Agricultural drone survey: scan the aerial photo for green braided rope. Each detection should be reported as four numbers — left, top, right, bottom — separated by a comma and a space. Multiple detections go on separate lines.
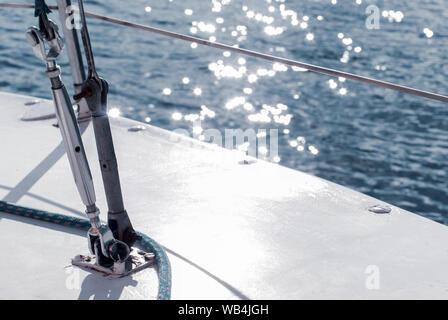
0, 200, 171, 300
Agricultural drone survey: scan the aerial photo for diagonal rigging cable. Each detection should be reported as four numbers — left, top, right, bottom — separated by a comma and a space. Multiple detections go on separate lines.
0, 2, 447, 103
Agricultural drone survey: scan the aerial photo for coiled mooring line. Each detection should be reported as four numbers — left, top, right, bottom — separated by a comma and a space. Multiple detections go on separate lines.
0, 200, 172, 300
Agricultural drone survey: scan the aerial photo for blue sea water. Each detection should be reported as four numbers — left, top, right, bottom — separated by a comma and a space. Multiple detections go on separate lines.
0, 0, 447, 224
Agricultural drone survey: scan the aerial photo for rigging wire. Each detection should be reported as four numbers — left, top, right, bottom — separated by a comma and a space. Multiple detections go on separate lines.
0, 2, 447, 103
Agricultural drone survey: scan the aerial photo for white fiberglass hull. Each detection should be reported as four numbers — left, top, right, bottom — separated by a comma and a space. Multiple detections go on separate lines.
1, 91, 447, 299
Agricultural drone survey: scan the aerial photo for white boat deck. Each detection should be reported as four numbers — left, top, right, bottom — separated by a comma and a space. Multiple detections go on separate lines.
1, 91, 448, 299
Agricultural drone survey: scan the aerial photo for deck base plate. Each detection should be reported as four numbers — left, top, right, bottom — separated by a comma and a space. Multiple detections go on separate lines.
72, 248, 155, 278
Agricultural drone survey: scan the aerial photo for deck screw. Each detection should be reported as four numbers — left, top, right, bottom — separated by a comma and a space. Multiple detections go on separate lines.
128, 125, 146, 132
24, 99, 41, 106
368, 205, 391, 214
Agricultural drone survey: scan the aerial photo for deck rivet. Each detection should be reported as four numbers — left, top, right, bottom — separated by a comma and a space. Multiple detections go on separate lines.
128, 125, 146, 132
238, 158, 257, 165
368, 205, 391, 214
24, 99, 41, 106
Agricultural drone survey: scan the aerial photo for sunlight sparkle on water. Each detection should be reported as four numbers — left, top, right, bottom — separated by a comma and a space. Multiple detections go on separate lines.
152, 0, 405, 169
248, 74, 258, 83
197, 22, 216, 33
257, 68, 269, 76
193, 125, 203, 135
297, 136, 306, 144
243, 103, 254, 111
273, 63, 288, 72
423, 28, 434, 38
342, 38, 353, 45
258, 146, 268, 156
292, 66, 308, 72
185, 114, 199, 122
248, 112, 271, 123
108, 107, 120, 117
328, 79, 338, 89
200, 105, 216, 118
339, 88, 347, 95
225, 96, 246, 110
383, 10, 404, 23
309, 145, 319, 155
264, 26, 284, 36
340, 51, 350, 63
172, 112, 182, 121
209, 62, 246, 79
238, 58, 246, 65
193, 88, 202, 96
